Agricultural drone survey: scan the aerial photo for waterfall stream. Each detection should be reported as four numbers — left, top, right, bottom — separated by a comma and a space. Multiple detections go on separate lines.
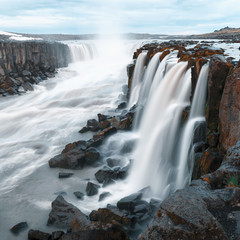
0, 39, 211, 240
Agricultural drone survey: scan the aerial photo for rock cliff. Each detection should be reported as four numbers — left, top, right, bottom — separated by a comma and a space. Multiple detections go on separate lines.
0, 40, 71, 96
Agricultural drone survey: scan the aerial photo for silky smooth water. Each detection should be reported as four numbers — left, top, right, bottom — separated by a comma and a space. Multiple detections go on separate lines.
0, 39, 135, 240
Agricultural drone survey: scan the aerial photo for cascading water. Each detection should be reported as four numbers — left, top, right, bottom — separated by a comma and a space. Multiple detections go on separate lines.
128, 60, 191, 199
128, 52, 147, 107
137, 52, 161, 106
68, 43, 96, 62
176, 64, 209, 189
0, 39, 135, 240
126, 51, 209, 200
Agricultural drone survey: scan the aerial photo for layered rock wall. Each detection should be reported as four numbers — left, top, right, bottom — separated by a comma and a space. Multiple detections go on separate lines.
0, 40, 71, 96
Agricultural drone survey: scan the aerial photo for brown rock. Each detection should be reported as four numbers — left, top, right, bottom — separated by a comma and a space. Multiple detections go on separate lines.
219, 66, 240, 151
28, 229, 51, 240
206, 55, 233, 132
138, 189, 228, 240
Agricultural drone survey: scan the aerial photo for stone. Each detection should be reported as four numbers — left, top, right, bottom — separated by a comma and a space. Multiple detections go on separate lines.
85, 147, 100, 165
86, 182, 100, 196
219, 65, 240, 151
106, 158, 122, 168
206, 55, 233, 132
52, 231, 64, 240
79, 126, 89, 133
99, 192, 112, 202
28, 229, 51, 240
138, 189, 228, 240
95, 166, 118, 183
89, 208, 133, 226
47, 195, 89, 228
49, 149, 85, 169
10, 222, 28, 235
117, 192, 143, 212
59, 172, 74, 178
73, 191, 84, 200
59, 225, 129, 240
87, 119, 99, 132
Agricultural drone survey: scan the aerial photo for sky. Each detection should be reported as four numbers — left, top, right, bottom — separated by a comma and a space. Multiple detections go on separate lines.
0, 0, 239, 35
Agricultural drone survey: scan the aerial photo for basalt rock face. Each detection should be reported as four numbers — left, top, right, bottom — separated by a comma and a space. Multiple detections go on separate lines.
206, 55, 233, 135
0, 40, 71, 96
139, 142, 240, 240
219, 65, 240, 152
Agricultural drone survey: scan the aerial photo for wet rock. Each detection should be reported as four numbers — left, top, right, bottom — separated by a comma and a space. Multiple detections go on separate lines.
193, 149, 223, 180
95, 166, 119, 183
47, 195, 89, 229
52, 231, 64, 240
93, 126, 117, 142
85, 147, 100, 165
28, 229, 51, 240
59, 172, 74, 178
206, 55, 233, 132
219, 65, 240, 151
79, 126, 89, 133
102, 178, 115, 187
99, 192, 112, 202
97, 113, 108, 122
59, 225, 129, 240
192, 120, 206, 144
10, 222, 28, 235
86, 182, 100, 196
139, 189, 228, 240
87, 119, 100, 132
106, 158, 122, 168
95, 164, 129, 184
117, 192, 143, 212
117, 102, 127, 110
73, 191, 84, 200
89, 208, 133, 226
49, 151, 85, 169
181, 106, 190, 123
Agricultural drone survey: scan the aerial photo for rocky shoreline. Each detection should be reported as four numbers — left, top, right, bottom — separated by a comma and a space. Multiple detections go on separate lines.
0, 40, 71, 96
8, 40, 240, 239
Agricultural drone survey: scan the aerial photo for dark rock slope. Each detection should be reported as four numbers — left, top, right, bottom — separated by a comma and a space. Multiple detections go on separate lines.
0, 40, 71, 96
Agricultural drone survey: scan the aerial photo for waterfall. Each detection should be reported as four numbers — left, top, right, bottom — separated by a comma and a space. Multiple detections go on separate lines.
68, 43, 96, 62
137, 52, 161, 106
128, 52, 147, 107
128, 60, 192, 199
176, 64, 209, 189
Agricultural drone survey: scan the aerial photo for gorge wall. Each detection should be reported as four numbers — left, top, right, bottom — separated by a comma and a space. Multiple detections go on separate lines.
0, 40, 71, 96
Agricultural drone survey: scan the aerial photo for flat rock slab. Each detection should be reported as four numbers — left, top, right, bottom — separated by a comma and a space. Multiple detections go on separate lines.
59, 172, 74, 178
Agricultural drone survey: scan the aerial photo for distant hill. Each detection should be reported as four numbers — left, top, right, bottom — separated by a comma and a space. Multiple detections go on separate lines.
1, 27, 240, 41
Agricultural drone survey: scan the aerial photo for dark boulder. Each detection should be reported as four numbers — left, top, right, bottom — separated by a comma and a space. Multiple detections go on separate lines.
206, 55, 233, 132
28, 229, 51, 240
47, 195, 89, 229
59, 225, 129, 240
73, 191, 84, 200
99, 192, 112, 202
219, 65, 240, 151
85, 147, 100, 165
10, 222, 28, 235
117, 192, 143, 212
138, 189, 228, 240
87, 119, 100, 132
86, 182, 100, 196
59, 172, 74, 178
52, 231, 65, 240
89, 207, 133, 226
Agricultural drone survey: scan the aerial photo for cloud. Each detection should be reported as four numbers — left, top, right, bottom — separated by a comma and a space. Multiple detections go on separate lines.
0, 0, 239, 34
